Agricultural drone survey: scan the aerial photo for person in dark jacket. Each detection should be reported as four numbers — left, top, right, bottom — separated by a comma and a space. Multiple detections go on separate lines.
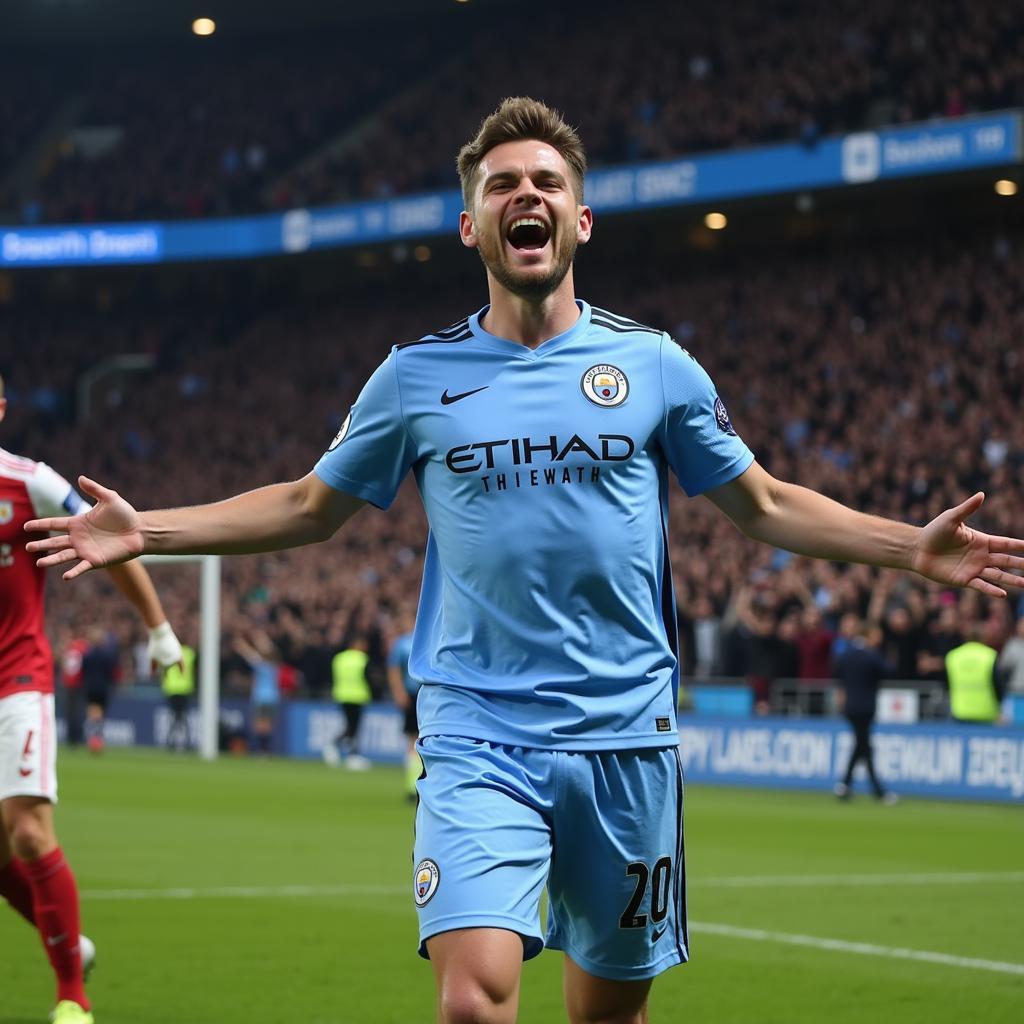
81, 627, 119, 754
833, 620, 898, 803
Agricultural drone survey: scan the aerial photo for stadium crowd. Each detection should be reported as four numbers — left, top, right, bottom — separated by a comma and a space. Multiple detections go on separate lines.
288, 0, 1024, 209
4, 227, 1023, 708
5, 0, 1023, 223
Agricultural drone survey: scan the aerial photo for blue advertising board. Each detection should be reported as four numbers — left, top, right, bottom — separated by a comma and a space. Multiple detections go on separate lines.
57, 693, 251, 750
678, 716, 1024, 803
2, 111, 1018, 268
281, 700, 406, 764
59, 695, 1024, 802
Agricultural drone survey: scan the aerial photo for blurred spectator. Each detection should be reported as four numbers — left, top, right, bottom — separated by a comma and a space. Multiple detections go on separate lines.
796, 607, 836, 681
59, 631, 89, 746
944, 624, 1002, 724
833, 621, 897, 802
325, 636, 373, 771
688, 596, 723, 679
996, 619, 1024, 696
234, 630, 281, 755
81, 626, 118, 754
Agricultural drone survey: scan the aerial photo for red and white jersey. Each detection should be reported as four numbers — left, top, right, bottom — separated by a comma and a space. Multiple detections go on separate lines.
0, 447, 88, 699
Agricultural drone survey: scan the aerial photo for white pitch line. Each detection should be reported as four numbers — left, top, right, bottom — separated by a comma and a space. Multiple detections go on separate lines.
80, 870, 1024, 903
698, 870, 1024, 888
77, 882, 1024, 976
691, 921, 1024, 976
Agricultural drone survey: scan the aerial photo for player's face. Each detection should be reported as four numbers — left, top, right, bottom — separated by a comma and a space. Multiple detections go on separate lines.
460, 140, 592, 300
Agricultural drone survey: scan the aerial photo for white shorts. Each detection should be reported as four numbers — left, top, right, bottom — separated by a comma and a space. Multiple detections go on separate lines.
0, 691, 58, 803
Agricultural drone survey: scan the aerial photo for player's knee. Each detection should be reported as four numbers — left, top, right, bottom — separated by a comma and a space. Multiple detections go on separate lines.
6, 805, 57, 861
438, 978, 515, 1024
9, 816, 55, 861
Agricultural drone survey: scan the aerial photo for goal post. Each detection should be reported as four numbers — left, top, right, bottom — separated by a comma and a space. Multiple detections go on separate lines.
140, 553, 222, 761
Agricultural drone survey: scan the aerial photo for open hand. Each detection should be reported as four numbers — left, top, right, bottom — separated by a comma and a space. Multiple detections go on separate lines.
911, 493, 1024, 597
25, 476, 144, 580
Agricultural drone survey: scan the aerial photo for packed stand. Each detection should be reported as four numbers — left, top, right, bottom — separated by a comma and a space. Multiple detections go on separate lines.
14, 30, 451, 225
4, 231, 1023, 708
0, 58, 66, 215
291, 0, 1024, 207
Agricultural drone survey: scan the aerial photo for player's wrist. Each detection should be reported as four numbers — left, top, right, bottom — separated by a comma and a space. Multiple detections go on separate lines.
148, 621, 184, 668
137, 511, 157, 555
148, 621, 175, 642
902, 525, 926, 575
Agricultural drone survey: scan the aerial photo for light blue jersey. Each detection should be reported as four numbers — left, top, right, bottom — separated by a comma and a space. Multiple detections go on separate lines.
314, 301, 752, 750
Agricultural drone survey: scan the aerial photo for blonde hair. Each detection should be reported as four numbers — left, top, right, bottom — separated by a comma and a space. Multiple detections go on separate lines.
457, 96, 586, 210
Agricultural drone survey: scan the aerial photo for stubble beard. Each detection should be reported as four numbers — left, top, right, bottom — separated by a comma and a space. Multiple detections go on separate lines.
477, 226, 578, 301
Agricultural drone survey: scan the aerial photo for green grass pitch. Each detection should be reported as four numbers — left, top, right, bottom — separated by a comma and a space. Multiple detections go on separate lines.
3, 748, 1022, 1023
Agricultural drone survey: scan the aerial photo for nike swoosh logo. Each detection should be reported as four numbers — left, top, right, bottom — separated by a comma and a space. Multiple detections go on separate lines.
441, 386, 489, 405
46, 933, 68, 947
651, 926, 667, 943
18, 768, 32, 777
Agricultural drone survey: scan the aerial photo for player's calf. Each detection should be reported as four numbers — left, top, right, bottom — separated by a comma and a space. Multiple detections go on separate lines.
563, 959, 652, 1024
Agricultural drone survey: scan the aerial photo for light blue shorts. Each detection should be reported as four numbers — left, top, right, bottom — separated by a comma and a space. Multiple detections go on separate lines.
412, 735, 689, 981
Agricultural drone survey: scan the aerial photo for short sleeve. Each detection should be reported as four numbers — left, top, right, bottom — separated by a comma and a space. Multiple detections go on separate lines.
658, 336, 754, 497
313, 350, 416, 509
25, 463, 89, 518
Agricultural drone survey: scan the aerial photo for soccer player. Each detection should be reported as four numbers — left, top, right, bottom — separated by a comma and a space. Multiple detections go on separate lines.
26, 98, 1024, 1024
385, 620, 419, 800
0, 375, 184, 1024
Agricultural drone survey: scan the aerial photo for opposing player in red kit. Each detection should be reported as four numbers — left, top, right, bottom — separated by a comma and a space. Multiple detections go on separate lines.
0, 376, 183, 1024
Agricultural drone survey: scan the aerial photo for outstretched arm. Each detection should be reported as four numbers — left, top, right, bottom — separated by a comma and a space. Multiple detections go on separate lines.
708, 462, 1024, 598
25, 471, 364, 579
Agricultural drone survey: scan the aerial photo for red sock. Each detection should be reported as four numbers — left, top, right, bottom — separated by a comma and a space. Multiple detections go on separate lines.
23, 848, 89, 1011
0, 856, 36, 925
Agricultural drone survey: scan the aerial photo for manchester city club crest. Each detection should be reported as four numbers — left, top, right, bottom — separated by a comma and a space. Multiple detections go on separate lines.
413, 858, 440, 907
327, 411, 352, 451
714, 396, 737, 435
0, 501, 12, 525
581, 364, 629, 407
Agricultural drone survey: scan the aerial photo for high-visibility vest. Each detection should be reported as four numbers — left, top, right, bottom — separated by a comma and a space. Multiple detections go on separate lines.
162, 645, 196, 697
945, 641, 999, 722
332, 649, 371, 705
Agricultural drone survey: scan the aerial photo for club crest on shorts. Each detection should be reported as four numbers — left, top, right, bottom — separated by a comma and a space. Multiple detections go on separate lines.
414, 858, 440, 907
327, 412, 352, 451
581, 364, 628, 407
0, 501, 12, 525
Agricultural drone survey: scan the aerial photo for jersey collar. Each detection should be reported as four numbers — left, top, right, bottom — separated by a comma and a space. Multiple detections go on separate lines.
468, 300, 592, 359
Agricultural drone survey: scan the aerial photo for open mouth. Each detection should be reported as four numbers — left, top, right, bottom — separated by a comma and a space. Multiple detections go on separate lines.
506, 216, 551, 252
